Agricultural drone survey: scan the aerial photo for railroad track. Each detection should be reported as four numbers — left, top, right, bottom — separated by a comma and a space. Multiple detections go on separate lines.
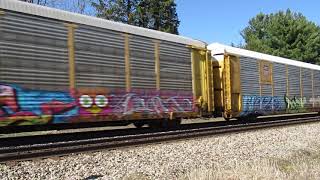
0, 115, 320, 163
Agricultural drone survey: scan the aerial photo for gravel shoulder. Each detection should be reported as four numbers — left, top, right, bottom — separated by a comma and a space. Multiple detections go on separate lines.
1, 121, 320, 180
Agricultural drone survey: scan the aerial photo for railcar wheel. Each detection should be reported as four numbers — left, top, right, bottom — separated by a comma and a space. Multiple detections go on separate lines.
133, 121, 145, 128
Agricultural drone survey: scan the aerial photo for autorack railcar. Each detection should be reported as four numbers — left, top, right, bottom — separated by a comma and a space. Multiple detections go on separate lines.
0, 0, 216, 127
208, 43, 320, 120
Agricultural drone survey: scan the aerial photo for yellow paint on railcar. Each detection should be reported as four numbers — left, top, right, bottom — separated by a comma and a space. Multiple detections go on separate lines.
200, 50, 207, 110
231, 56, 242, 114
271, 63, 275, 110
259, 60, 273, 84
223, 55, 232, 118
154, 40, 160, 91
223, 55, 242, 118
206, 50, 214, 112
124, 33, 131, 92
212, 60, 224, 115
65, 23, 78, 89
190, 46, 214, 115
118, 33, 134, 92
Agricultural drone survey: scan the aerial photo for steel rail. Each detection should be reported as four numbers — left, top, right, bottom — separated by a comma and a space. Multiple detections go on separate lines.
0, 116, 319, 163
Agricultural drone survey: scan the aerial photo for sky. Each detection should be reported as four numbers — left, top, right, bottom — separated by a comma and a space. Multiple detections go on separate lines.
175, 0, 320, 45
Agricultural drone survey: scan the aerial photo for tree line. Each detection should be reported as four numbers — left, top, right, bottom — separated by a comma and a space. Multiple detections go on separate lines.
241, 9, 320, 64
20, 0, 180, 34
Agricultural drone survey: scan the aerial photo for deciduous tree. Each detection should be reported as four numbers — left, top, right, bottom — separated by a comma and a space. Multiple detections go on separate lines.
20, 0, 94, 15
93, 0, 180, 34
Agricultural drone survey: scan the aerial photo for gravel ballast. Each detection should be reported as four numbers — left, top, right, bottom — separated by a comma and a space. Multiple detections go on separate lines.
1, 121, 320, 179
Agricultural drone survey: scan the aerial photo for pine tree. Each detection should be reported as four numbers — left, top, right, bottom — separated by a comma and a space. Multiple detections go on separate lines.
241, 9, 320, 64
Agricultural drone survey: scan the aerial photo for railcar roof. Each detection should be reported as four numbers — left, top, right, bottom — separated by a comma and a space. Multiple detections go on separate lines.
0, 0, 206, 48
208, 43, 320, 71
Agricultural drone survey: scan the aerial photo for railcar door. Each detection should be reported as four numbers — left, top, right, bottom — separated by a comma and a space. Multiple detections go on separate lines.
223, 55, 241, 119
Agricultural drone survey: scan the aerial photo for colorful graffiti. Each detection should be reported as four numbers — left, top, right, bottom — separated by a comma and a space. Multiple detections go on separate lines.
75, 88, 194, 121
241, 95, 286, 116
241, 94, 317, 116
285, 96, 307, 112
0, 84, 77, 126
0, 84, 195, 126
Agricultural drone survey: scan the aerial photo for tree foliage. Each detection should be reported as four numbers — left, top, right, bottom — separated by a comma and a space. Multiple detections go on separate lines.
241, 9, 320, 64
92, 0, 138, 24
20, 0, 93, 15
93, 0, 180, 34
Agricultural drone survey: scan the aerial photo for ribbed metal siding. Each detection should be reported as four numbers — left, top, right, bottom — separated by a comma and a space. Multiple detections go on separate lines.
261, 84, 272, 96
74, 25, 125, 88
288, 65, 301, 97
302, 69, 312, 97
130, 35, 155, 89
159, 41, 192, 90
273, 63, 286, 96
314, 71, 320, 97
0, 11, 69, 90
240, 57, 260, 95
302, 68, 313, 108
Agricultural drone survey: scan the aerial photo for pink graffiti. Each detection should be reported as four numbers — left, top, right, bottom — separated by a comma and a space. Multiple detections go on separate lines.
0, 85, 19, 113
108, 91, 194, 115
75, 88, 195, 118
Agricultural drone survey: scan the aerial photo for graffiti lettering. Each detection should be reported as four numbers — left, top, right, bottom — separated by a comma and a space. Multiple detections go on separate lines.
0, 84, 77, 126
110, 93, 193, 115
285, 96, 306, 112
0, 84, 195, 126
241, 95, 286, 116
309, 97, 320, 106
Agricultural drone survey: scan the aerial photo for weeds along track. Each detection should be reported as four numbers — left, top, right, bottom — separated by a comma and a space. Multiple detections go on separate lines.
0, 115, 320, 163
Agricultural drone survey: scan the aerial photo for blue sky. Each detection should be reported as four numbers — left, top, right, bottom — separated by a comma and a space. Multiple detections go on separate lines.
175, 0, 320, 45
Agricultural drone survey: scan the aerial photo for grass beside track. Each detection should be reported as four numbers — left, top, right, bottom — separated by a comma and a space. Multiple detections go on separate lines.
183, 145, 320, 180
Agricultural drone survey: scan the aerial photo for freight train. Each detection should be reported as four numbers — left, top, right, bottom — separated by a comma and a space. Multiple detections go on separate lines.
0, 0, 319, 128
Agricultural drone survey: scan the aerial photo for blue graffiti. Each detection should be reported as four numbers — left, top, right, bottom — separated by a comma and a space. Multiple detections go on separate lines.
241, 95, 286, 116
0, 84, 78, 124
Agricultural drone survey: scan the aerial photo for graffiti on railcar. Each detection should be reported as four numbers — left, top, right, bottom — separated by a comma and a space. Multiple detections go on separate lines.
0, 84, 78, 126
285, 96, 307, 112
309, 97, 320, 107
241, 95, 286, 115
75, 88, 194, 121
75, 88, 112, 119
0, 84, 195, 126
241, 94, 316, 116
